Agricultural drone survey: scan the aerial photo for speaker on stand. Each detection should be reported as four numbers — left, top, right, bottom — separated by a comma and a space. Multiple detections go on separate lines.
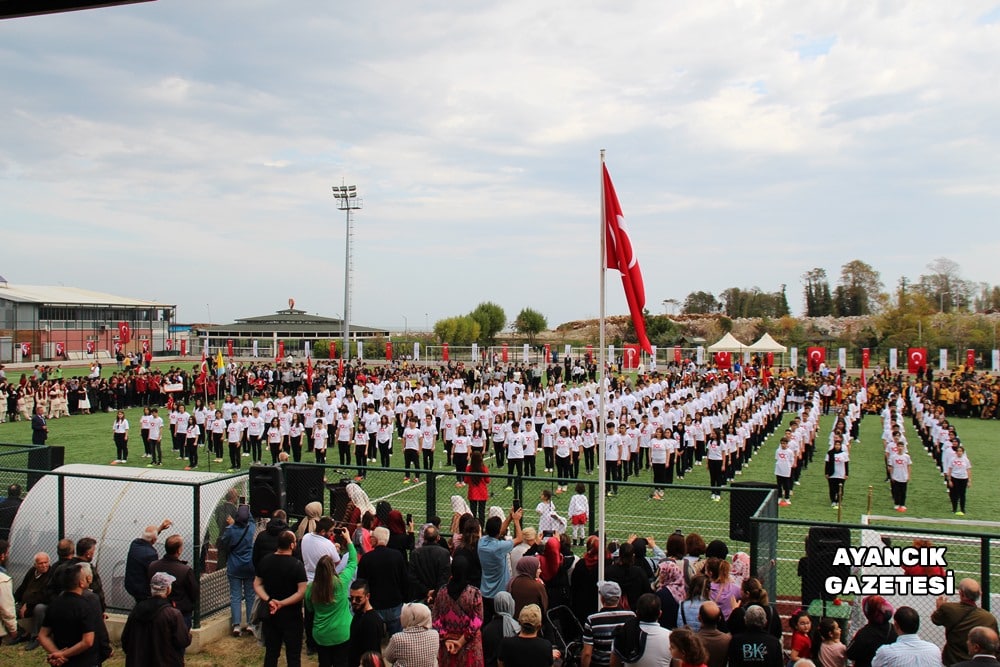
249, 465, 285, 519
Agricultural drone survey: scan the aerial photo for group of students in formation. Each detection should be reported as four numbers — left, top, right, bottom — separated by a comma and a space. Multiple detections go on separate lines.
909, 386, 974, 515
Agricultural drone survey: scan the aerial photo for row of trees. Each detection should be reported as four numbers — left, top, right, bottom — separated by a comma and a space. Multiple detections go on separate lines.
682, 258, 1000, 320
432, 302, 550, 345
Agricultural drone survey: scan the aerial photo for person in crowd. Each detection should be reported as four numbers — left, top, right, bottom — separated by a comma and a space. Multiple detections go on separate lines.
611, 593, 671, 667
677, 575, 710, 631
932, 578, 999, 666
606, 542, 648, 612
582, 581, 635, 667
121, 571, 191, 667
479, 508, 524, 623
433, 556, 485, 667
386, 510, 415, 563
220, 502, 256, 637
509, 554, 547, 620
789, 609, 814, 664
0, 483, 23, 540
953, 627, 1000, 667
0, 539, 16, 642
817, 617, 847, 667
498, 603, 559, 667
945, 445, 972, 515
846, 595, 898, 667
147, 534, 199, 629
356, 525, 407, 636
572, 535, 603, 625
123, 518, 172, 603
38, 563, 102, 667
409, 524, 451, 604
386, 602, 440, 667
668, 627, 709, 667
304, 539, 357, 667
705, 557, 740, 621
12, 551, 50, 648
871, 606, 943, 667
253, 509, 290, 569
696, 601, 731, 667
726, 577, 781, 638
348, 579, 386, 667
483, 591, 521, 667
727, 605, 783, 667
254, 530, 308, 667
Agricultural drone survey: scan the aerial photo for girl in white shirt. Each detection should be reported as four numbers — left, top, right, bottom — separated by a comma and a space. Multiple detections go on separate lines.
112, 410, 129, 464
376, 415, 394, 468
554, 425, 572, 493
312, 411, 328, 464
139, 407, 153, 460
353, 419, 369, 480
946, 445, 971, 515
649, 427, 669, 500
266, 416, 283, 464
402, 417, 422, 482
289, 413, 305, 463
452, 424, 471, 486
210, 409, 226, 464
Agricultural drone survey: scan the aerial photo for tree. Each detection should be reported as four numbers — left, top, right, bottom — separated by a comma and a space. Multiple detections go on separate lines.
433, 316, 481, 345
917, 257, 973, 313
683, 291, 721, 314
469, 301, 506, 344
514, 308, 547, 343
802, 268, 833, 316
834, 259, 884, 316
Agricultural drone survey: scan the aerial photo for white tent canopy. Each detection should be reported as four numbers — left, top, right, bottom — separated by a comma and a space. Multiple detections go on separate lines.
748, 332, 788, 353
706, 332, 748, 352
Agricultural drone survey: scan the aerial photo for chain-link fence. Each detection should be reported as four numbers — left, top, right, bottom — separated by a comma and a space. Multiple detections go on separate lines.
2, 463, 248, 628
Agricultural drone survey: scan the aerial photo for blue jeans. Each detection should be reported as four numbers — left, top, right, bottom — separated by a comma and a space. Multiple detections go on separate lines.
229, 576, 255, 627
376, 604, 403, 635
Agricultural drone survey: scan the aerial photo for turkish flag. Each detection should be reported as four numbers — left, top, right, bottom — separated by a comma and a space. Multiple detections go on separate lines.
586, 345, 593, 363
20, 342, 31, 357
807, 347, 826, 372
55, 342, 65, 356
198, 352, 208, 384
714, 351, 731, 370
276, 341, 285, 362
180, 340, 187, 356
329, 341, 336, 359
674, 346, 682, 364
338, 358, 344, 377
862, 348, 870, 369
502, 343, 508, 362
623, 344, 641, 369
118, 321, 131, 344
165, 339, 173, 351
604, 164, 652, 355
442, 343, 449, 362
227, 339, 234, 357
860, 366, 867, 388
113, 341, 122, 353
386, 341, 393, 361
907, 347, 928, 374
141, 340, 149, 353
765, 352, 774, 367
306, 356, 314, 389
86, 340, 96, 354
544, 344, 551, 364
966, 349, 976, 369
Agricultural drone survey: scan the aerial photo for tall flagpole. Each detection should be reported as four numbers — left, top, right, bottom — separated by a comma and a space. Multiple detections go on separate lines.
597, 149, 608, 588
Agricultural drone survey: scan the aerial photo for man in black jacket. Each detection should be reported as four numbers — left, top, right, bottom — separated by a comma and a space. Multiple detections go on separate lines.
148, 535, 199, 629
408, 525, 450, 603
727, 605, 783, 667
252, 510, 289, 570
121, 572, 191, 667
357, 526, 407, 635
123, 519, 172, 603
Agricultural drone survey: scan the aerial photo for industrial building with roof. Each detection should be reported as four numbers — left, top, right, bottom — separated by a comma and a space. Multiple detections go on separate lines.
0, 278, 175, 362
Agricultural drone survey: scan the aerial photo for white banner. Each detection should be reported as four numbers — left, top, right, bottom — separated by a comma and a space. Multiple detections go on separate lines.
523, 344, 529, 363
940, 348, 947, 372
889, 348, 897, 371
414, 342, 420, 361
993, 350, 999, 372
743, 350, 751, 365
564, 344, 571, 358
472, 343, 478, 361
203, 338, 209, 356
608, 345, 615, 361
252, 340, 258, 358
304, 341, 311, 359
696, 346, 705, 365
838, 348, 847, 369
357, 341, 364, 361
790, 347, 797, 370
650, 345, 657, 371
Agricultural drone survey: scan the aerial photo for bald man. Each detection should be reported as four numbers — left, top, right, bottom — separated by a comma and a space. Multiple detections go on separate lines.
124, 519, 172, 603
697, 601, 732, 667
933, 578, 999, 666
954, 627, 1000, 667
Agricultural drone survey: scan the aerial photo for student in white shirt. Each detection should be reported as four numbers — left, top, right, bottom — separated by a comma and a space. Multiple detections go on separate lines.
888, 444, 912, 512
504, 418, 526, 491
147, 408, 164, 466
112, 410, 130, 464
311, 411, 328, 464
825, 438, 850, 508
288, 413, 305, 463
353, 420, 369, 480
266, 417, 283, 464
335, 409, 354, 467
605, 422, 621, 496
210, 409, 227, 463
402, 417, 422, 482
774, 438, 793, 505
185, 420, 200, 469
226, 414, 244, 471
946, 445, 971, 515
452, 424, 471, 486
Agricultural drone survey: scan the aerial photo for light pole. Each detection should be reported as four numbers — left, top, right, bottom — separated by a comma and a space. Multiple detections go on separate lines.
332, 183, 362, 361
940, 290, 950, 313
425, 313, 429, 332
403, 315, 408, 334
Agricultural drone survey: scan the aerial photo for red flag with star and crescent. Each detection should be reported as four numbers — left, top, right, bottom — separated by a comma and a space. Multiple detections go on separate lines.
604, 164, 652, 355
908, 348, 927, 374
306, 355, 314, 390
807, 347, 826, 373
118, 321, 131, 344
198, 352, 208, 385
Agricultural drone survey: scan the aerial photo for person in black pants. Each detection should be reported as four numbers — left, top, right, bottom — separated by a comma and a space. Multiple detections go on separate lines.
254, 531, 307, 667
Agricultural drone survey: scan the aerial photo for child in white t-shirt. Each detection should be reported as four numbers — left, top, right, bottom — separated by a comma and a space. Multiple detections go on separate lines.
567, 482, 589, 546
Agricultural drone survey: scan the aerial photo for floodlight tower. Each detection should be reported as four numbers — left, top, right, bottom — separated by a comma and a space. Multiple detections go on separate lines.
332, 183, 362, 361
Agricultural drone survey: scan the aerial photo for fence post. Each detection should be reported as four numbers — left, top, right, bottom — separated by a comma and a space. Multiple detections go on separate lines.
56, 474, 65, 538
982, 537, 991, 612
425, 470, 436, 524
192, 484, 202, 628
588, 478, 596, 537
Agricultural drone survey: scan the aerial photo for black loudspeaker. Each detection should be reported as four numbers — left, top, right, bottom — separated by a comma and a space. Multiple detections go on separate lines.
249, 465, 285, 519
284, 466, 326, 518
729, 481, 777, 542
28, 445, 65, 489
802, 526, 851, 606
328, 479, 353, 526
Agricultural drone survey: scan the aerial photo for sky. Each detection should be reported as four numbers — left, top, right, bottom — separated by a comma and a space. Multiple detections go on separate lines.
3, 1, 1000, 331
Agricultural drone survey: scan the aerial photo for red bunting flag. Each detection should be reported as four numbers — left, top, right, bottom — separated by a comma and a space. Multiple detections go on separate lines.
544, 344, 551, 364
20, 342, 31, 357
165, 339, 173, 351
386, 341, 393, 361
765, 352, 774, 367
586, 345, 593, 363
860, 366, 867, 388
198, 352, 207, 384
86, 340, 96, 354
907, 347, 927, 374
623, 344, 641, 369
714, 351, 731, 370
55, 342, 65, 357
306, 355, 314, 390
604, 164, 652, 355
227, 339, 234, 357
276, 341, 284, 362
118, 321, 131, 344
141, 340, 149, 353
861, 348, 870, 369
674, 346, 682, 364
180, 340, 187, 356
807, 347, 826, 373
501, 343, 508, 362
442, 343, 449, 362
966, 349, 976, 369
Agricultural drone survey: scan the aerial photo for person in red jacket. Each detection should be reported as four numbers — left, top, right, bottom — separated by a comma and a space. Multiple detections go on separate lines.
465, 450, 490, 527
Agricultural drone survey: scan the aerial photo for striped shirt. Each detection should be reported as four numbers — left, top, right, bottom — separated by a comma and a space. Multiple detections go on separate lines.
583, 608, 636, 667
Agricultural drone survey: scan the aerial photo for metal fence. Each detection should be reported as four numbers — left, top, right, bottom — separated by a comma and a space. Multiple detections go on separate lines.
2, 464, 248, 628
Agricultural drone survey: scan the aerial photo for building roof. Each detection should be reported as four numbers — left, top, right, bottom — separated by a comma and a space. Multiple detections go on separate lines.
0, 283, 171, 307
203, 308, 388, 336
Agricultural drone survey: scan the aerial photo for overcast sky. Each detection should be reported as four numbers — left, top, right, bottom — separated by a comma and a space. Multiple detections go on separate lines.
3, 1, 999, 330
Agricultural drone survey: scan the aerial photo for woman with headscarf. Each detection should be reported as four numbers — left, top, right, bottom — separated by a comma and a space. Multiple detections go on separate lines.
386, 509, 415, 563
433, 556, 485, 667
482, 591, 521, 667
540, 535, 570, 609
294, 501, 323, 542
386, 602, 440, 667
570, 536, 602, 625
845, 595, 897, 667
654, 559, 684, 629
508, 555, 548, 620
